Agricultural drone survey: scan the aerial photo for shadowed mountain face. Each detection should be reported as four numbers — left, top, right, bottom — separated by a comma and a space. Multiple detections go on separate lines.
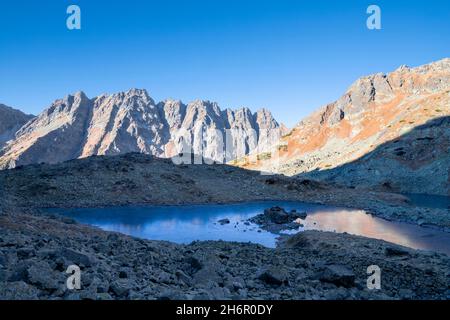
0, 104, 34, 150
0, 89, 281, 169
238, 58, 450, 195
301, 116, 450, 196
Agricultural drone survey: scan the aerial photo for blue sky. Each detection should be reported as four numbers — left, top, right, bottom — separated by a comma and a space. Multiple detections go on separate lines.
0, 0, 449, 127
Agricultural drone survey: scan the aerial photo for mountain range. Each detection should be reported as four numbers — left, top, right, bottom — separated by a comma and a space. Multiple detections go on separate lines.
0, 58, 449, 195
0, 89, 282, 168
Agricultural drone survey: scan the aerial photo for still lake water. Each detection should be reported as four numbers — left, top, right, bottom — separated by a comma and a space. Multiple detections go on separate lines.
403, 193, 450, 210
48, 200, 450, 255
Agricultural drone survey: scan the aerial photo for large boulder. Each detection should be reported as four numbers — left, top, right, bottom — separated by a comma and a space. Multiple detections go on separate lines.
263, 206, 307, 224
256, 267, 289, 286
317, 264, 355, 288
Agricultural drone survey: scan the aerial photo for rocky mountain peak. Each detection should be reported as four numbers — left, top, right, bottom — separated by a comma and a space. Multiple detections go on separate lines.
239, 58, 449, 195
0, 90, 281, 168
255, 108, 278, 127
159, 99, 186, 130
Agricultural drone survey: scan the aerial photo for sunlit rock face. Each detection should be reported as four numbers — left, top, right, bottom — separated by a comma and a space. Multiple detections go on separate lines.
238, 58, 450, 195
0, 89, 282, 168
0, 104, 34, 151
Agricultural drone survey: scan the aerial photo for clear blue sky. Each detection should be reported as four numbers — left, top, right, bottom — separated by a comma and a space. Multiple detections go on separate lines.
0, 0, 449, 127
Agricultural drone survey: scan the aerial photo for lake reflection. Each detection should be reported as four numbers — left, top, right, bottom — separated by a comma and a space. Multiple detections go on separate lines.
302, 210, 450, 255
48, 201, 450, 255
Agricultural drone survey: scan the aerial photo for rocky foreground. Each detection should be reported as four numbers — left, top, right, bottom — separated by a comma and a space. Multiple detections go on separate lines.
0, 153, 449, 300
0, 210, 449, 300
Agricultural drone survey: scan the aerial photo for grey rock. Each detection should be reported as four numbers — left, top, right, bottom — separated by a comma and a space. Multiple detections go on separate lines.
90, 277, 109, 293
264, 207, 292, 224
398, 289, 415, 300
58, 248, 93, 267
218, 218, 230, 225
26, 261, 61, 290
157, 289, 187, 300
192, 290, 213, 300
262, 207, 306, 224
192, 266, 222, 287
0, 253, 8, 266
318, 265, 355, 288
157, 271, 173, 284
385, 247, 410, 257
65, 293, 81, 300
175, 270, 192, 285
256, 267, 289, 286
290, 209, 307, 220
17, 247, 36, 259
232, 281, 244, 290
109, 279, 132, 298
0, 281, 40, 300
97, 292, 113, 300
118, 268, 129, 279
237, 288, 248, 299
249, 206, 305, 233
8, 261, 32, 282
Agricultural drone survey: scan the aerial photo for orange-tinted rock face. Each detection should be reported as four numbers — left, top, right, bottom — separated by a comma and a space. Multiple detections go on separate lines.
237, 58, 450, 194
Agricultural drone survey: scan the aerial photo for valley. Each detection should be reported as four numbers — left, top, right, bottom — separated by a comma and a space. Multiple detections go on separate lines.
0, 153, 449, 300
0, 59, 449, 301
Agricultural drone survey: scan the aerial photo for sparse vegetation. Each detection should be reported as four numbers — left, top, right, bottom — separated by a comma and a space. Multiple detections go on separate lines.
257, 152, 272, 161
277, 145, 288, 152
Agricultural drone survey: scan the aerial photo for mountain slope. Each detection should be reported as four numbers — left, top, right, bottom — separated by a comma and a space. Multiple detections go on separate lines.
0, 89, 281, 168
238, 58, 450, 195
0, 104, 34, 150
304, 116, 450, 196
